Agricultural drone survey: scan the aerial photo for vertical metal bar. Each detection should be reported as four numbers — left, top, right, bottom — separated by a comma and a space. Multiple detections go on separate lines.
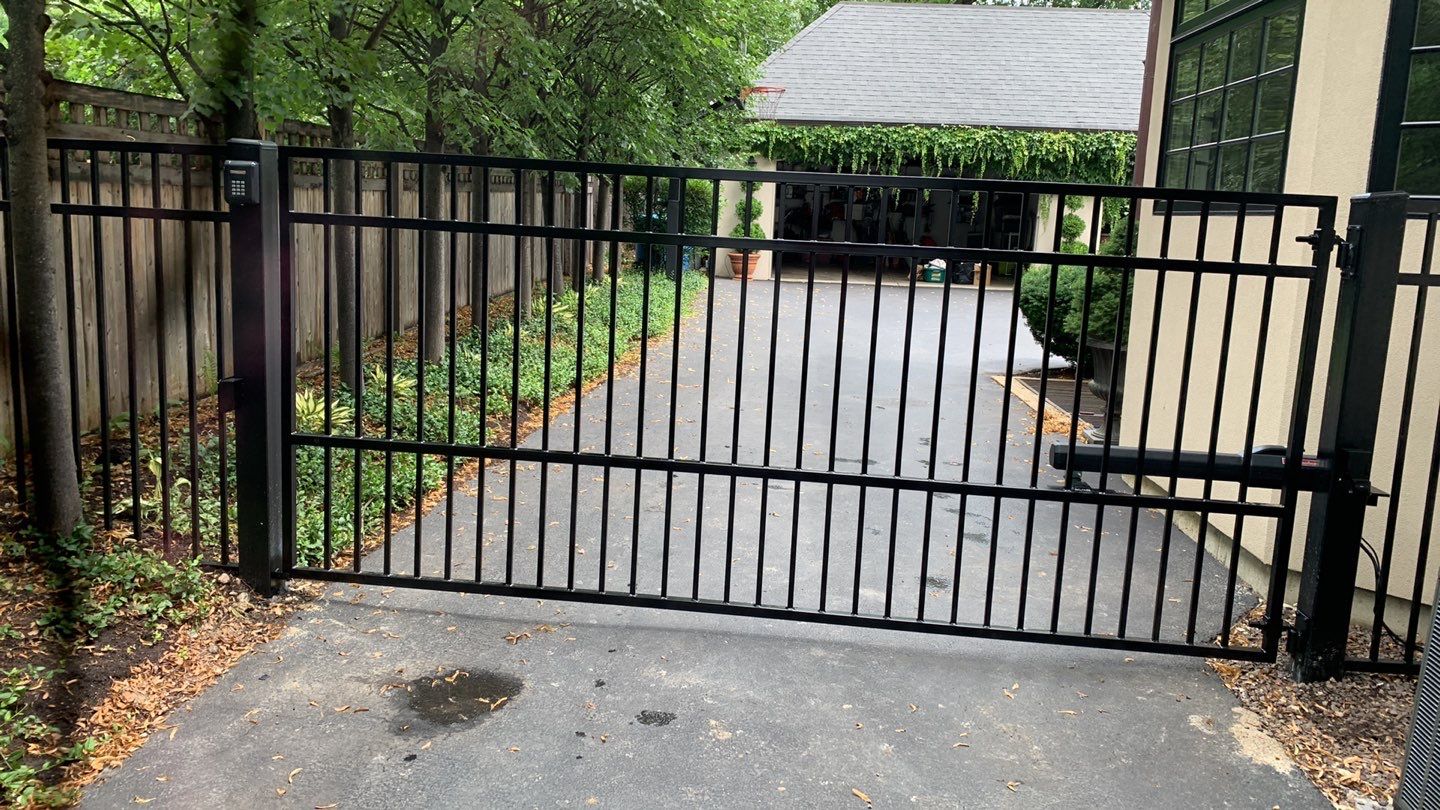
506, 168, 523, 585
723, 179, 754, 603
444, 163, 459, 580
664, 177, 683, 599
983, 193, 1028, 626
851, 186, 889, 615
1, 141, 25, 509
228, 139, 285, 595
1292, 193, 1405, 681
538, 169, 555, 587
1150, 200, 1212, 642
820, 184, 857, 613
1118, 204, 1176, 638
90, 151, 115, 531
568, 171, 588, 591
883, 187, 923, 619
1050, 195, 1105, 633
692, 179, 721, 600
150, 151, 174, 553
475, 166, 493, 581
1219, 236, 1279, 648
599, 173, 621, 592
278, 154, 299, 575
1184, 203, 1248, 644
413, 162, 429, 579
1015, 193, 1065, 630
631, 175, 656, 596
57, 150, 81, 477
181, 155, 202, 558
212, 153, 230, 563
1083, 198, 1138, 635
953, 190, 994, 624
1266, 201, 1341, 663
914, 187, 960, 622
120, 152, 144, 540
755, 180, 783, 606
320, 157, 334, 569
383, 161, 397, 575
1406, 399, 1440, 663
350, 158, 364, 572
787, 184, 823, 610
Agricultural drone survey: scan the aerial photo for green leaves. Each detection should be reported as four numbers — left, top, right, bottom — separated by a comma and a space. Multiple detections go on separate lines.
745, 122, 1136, 185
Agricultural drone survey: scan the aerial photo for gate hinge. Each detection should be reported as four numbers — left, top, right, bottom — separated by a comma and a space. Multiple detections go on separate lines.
1335, 239, 1356, 273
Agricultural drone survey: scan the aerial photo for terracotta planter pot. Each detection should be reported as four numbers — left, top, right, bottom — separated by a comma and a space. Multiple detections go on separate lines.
727, 251, 761, 279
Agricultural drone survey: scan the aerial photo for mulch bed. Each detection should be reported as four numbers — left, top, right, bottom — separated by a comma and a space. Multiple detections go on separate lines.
1210, 604, 1418, 808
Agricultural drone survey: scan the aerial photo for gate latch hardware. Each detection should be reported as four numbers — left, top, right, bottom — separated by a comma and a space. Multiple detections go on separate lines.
1296, 227, 1357, 274
218, 376, 241, 415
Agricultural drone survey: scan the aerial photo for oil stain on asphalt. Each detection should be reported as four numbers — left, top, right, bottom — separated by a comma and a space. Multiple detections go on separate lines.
403, 669, 524, 727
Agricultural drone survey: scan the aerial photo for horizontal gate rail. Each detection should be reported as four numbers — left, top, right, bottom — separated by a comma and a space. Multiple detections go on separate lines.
284, 209, 1321, 279
287, 433, 1290, 519
289, 566, 1276, 662
277, 143, 1338, 209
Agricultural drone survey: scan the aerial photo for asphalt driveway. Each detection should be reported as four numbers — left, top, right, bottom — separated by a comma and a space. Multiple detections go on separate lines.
81, 277, 1323, 807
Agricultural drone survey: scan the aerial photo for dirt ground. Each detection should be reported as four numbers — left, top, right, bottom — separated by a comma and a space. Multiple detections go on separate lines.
1212, 606, 1418, 809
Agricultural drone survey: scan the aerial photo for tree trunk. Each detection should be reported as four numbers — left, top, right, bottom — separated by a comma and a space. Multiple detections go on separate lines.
468, 133, 491, 331
590, 176, 610, 281
517, 173, 536, 320
6, 3, 82, 535
419, 103, 446, 362
547, 180, 563, 295
216, 0, 259, 139
327, 100, 361, 396
420, 119, 446, 363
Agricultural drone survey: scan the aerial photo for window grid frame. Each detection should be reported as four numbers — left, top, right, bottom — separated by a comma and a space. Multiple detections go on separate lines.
1370, 0, 1440, 202
1159, 0, 1304, 195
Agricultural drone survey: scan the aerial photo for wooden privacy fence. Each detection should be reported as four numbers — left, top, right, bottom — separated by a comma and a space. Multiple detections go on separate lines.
0, 150, 594, 454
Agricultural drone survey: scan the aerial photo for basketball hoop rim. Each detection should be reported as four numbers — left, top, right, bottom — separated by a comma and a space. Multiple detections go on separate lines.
745, 86, 786, 118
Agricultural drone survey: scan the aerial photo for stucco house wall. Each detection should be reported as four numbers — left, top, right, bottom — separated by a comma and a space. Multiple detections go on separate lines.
1125, 0, 1438, 630
716, 157, 780, 280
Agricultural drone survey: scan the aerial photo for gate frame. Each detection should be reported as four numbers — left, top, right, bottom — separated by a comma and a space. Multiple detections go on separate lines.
226, 138, 1410, 672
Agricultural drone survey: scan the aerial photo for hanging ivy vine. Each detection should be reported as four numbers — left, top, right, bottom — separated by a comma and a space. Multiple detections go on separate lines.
744, 122, 1136, 186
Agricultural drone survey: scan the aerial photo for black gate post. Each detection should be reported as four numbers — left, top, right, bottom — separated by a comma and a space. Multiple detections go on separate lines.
227, 139, 286, 596
1292, 191, 1408, 682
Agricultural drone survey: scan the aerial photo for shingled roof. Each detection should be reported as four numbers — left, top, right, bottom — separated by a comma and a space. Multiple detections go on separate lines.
756, 3, 1149, 132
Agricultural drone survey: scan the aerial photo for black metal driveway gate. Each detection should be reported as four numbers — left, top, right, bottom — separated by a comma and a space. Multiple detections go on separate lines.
223, 139, 1354, 665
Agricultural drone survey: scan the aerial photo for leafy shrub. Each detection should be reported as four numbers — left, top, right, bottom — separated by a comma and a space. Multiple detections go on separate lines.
729, 182, 765, 239
622, 176, 716, 235
30, 526, 212, 641
1019, 203, 1135, 368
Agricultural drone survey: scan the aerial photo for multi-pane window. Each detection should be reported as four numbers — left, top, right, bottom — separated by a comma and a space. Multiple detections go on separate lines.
1396, 0, 1440, 194
1177, 0, 1250, 29
1160, 1, 1301, 193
